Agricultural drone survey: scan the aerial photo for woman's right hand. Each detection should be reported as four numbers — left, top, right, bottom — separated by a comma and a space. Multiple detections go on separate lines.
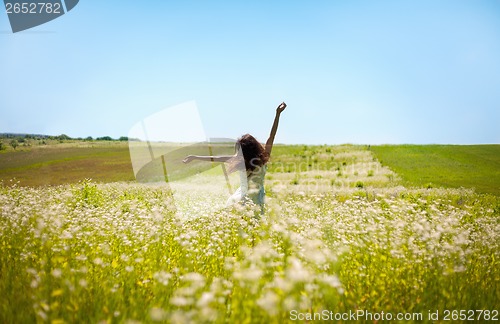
183, 155, 195, 164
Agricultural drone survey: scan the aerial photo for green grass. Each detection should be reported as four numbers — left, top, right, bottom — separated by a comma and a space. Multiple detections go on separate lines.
1, 143, 499, 322
371, 145, 500, 195
266, 144, 369, 173
0, 142, 135, 186
1, 180, 498, 323
2, 142, 499, 196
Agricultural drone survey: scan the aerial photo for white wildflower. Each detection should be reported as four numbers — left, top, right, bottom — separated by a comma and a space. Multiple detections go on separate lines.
257, 290, 279, 316
149, 307, 167, 322
51, 268, 62, 278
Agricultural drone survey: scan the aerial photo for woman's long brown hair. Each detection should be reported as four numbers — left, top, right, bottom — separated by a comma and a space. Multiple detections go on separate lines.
235, 134, 269, 172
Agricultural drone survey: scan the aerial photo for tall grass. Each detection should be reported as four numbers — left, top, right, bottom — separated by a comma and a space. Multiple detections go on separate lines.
1, 177, 498, 323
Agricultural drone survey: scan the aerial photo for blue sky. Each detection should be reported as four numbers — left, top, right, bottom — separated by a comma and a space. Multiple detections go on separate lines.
1, 0, 499, 144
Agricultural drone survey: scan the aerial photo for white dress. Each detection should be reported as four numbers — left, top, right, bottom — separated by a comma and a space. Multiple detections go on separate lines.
226, 165, 267, 207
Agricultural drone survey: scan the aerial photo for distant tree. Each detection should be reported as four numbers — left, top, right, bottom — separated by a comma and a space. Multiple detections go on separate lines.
0, 142, 5, 150
10, 139, 18, 150
119, 136, 128, 141
96, 136, 114, 141
58, 134, 72, 140
84, 136, 93, 141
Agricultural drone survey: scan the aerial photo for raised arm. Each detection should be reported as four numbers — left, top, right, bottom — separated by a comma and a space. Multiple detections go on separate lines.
183, 154, 235, 164
265, 102, 287, 156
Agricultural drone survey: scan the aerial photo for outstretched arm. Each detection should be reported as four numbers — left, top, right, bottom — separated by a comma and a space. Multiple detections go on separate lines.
183, 154, 235, 164
265, 102, 287, 156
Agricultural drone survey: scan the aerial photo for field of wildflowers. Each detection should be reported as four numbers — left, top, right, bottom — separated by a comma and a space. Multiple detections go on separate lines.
1, 146, 499, 323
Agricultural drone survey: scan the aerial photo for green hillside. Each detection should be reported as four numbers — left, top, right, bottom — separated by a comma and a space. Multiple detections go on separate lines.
1, 140, 498, 195
371, 145, 500, 195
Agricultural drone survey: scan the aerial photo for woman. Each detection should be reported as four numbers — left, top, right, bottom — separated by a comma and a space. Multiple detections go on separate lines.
183, 102, 287, 210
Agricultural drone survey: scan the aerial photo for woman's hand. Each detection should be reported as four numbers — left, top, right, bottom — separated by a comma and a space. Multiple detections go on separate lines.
277, 102, 287, 114
183, 155, 195, 164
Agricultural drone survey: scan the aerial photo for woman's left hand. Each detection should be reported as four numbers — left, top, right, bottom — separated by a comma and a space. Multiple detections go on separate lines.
277, 102, 287, 114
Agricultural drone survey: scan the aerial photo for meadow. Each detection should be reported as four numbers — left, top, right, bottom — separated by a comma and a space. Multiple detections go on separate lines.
0, 142, 499, 323
0, 140, 135, 186
371, 145, 500, 196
